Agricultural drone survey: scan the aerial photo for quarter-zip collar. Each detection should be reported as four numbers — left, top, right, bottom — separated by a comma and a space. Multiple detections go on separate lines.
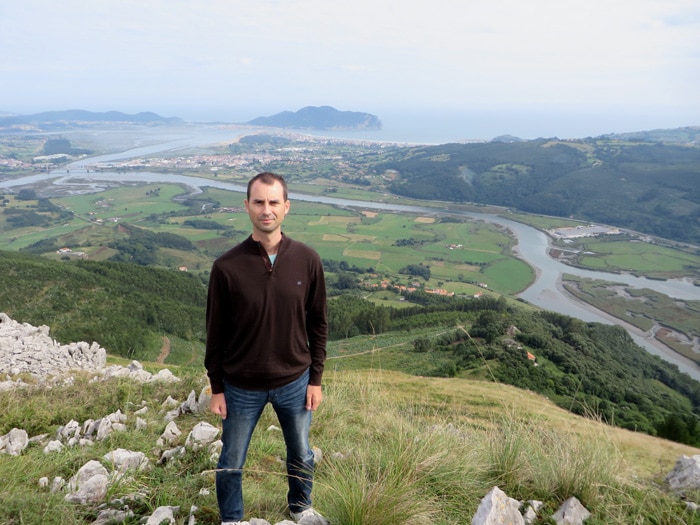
249, 233, 286, 275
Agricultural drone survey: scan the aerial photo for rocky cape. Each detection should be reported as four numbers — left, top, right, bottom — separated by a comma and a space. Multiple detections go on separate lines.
1, 313, 699, 524
246, 106, 382, 131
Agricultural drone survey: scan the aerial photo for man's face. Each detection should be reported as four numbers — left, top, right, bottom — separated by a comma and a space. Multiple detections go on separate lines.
244, 180, 290, 236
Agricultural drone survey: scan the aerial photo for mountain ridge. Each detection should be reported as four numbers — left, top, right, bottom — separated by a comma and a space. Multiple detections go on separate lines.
0, 109, 183, 128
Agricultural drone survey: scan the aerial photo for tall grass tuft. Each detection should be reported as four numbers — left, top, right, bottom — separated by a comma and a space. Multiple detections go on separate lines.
477, 408, 621, 506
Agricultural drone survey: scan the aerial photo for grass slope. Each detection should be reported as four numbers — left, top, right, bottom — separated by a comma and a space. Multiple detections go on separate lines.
1, 367, 699, 524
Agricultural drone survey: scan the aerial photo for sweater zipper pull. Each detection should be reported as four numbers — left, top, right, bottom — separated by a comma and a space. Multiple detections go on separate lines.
258, 242, 273, 274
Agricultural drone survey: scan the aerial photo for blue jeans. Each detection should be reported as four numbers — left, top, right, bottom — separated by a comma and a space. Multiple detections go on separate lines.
216, 369, 315, 522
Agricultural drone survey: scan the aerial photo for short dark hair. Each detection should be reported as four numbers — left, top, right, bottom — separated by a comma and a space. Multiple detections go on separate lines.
247, 172, 288, 201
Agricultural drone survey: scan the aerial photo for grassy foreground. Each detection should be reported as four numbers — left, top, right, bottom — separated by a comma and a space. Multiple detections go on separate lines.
1, 366, 699, 524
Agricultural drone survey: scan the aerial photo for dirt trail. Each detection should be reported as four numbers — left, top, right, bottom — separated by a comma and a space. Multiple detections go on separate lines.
156, 336, 170, 364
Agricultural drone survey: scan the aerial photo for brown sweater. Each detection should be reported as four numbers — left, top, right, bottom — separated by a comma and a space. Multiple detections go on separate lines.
205, 234, 327, 394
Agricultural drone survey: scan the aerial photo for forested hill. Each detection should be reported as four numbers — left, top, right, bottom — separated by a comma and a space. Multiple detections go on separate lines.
1, 250, 699, 445
372, 130, 700, 244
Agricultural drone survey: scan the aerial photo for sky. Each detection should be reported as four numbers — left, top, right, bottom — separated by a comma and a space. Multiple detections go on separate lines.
1, 0, 699, 139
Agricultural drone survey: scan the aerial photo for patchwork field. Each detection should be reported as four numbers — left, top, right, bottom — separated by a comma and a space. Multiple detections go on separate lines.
0, 182, 533, 296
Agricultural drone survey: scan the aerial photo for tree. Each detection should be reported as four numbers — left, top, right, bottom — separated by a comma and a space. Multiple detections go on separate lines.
471, 310, 505, 343
413, 337, 433, 353
16, 189, 37, 201
334, 271, 357, 290
399, 263, 431, 280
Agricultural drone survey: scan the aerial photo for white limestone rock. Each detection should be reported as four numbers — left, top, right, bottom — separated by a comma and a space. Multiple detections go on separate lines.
551, 496, 591, 525
185, 422, 220, 450
103, 448, 150, 473
145, 505, 179, 524
157, 421, 182, 447
65, 460, 109, 505
667, 455, 700, 492
0, 428, 29, 456
471, 486, 524, 525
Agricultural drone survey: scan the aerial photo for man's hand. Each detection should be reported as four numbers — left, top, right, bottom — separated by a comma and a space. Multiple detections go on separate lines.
209, 392, 227, 419
306, 385, 323, 411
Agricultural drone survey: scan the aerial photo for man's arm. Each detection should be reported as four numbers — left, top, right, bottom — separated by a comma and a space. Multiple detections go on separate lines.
306, 255, 328, 386
204, 263, 229, 394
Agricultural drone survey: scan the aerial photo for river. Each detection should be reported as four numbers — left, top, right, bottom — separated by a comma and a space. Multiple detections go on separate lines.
2, 132, 699, 379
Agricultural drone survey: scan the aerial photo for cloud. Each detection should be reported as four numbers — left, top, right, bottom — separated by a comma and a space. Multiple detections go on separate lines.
0, 0, 698, 120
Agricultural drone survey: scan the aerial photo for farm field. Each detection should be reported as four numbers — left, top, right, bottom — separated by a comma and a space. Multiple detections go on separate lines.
0, 182, 534, 297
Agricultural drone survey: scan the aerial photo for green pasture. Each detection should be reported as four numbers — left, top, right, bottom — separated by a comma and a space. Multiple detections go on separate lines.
0, 195, 34, 211
482, 257, 535, 295
0, 195, 85, 250
362, 289, 417, 309
200, 187, 246, 208
0, 224, 79, 251
18, 181, 697, 298
0, 182, 535, 294
58, 184, 189, 218
160, 224, 222, 243
287, 182, 327, 196
577, 239, 700, 277
219, 187, 531, 293
322, 186, 400, 203
289, 199, 356, 218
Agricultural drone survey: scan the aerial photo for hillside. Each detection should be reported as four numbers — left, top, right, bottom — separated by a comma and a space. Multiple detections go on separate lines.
368, 131, 700, 244
1, 250, 699, 448
0, 251, 207, 364
1, 347, 699, 524
247, 105, 383, 130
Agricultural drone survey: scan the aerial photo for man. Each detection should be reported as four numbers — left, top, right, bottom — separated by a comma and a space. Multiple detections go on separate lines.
205, 172, 329, 525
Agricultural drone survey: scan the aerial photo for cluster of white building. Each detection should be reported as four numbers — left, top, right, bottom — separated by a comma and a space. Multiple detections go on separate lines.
549, 224, 621, 239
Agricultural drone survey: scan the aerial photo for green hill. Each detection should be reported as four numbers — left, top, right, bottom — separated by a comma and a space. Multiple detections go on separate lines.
1, 251, 699, 447
370, 132, 700, 243
0, 251, 207, 363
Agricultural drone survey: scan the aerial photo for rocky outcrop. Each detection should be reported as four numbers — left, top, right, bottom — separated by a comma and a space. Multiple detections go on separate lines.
0, 313, 180, 389
0, 384, 598, 524
666, 455, 700, 513
0, 312, 105, 379
15, 386, 220, 523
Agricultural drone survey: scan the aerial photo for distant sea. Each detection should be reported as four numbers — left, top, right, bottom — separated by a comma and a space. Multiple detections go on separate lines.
243, 108, 698, 145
